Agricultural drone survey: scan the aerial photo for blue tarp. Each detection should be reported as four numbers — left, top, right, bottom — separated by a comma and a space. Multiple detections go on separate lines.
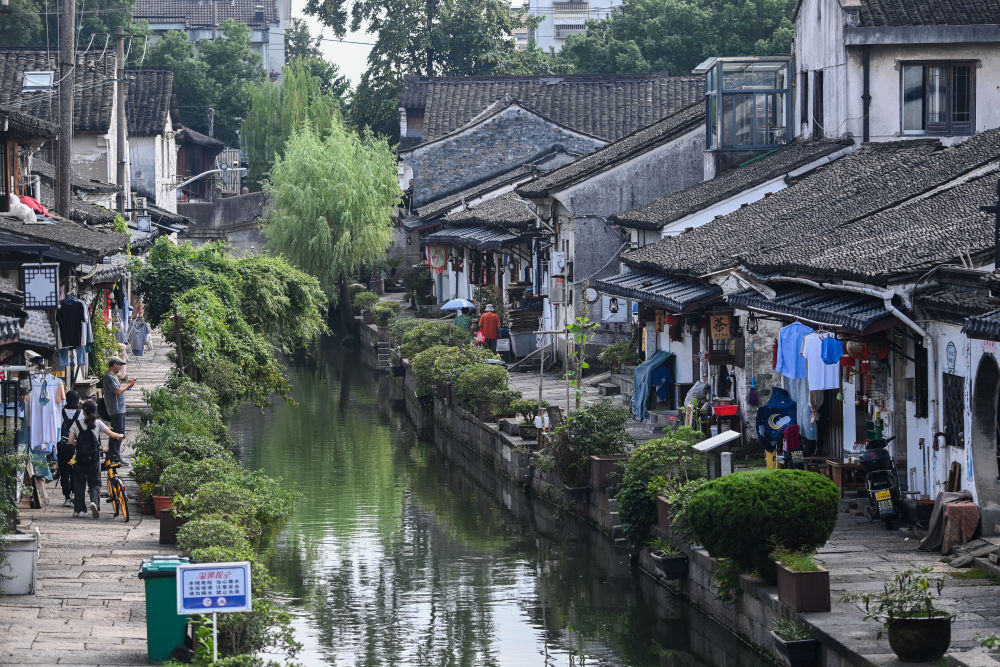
631, 350, 674, 421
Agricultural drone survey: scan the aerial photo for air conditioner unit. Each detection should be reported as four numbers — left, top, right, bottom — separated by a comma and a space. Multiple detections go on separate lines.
549, 276, 565, 304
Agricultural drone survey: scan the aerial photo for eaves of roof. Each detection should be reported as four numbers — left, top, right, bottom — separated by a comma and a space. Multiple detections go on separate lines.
423, 225, 524, 251
727, 286, 897, 334
594, 270, 721, 313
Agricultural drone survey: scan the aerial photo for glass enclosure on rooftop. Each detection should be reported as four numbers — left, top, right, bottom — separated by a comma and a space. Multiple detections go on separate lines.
696, 56, 792, 150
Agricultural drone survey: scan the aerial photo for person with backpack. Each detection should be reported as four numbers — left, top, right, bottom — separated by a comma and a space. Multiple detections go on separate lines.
57, 390, 85, 507
69, 400, 123, 518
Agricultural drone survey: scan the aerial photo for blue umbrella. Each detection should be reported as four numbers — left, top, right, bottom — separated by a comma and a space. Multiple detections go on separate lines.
440, 298, 476, 311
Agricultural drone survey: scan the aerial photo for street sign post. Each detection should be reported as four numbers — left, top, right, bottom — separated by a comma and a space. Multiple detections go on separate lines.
176, 561, 252, 663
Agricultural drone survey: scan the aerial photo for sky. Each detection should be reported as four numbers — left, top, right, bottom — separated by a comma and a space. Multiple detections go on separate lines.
291, 0, 374, 85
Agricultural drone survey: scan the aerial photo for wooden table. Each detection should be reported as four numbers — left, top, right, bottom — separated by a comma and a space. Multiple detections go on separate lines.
802, 456, 830, 476
825, 460, 866, 498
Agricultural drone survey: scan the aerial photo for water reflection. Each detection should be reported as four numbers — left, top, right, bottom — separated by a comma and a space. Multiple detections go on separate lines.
229, 343, 765, 666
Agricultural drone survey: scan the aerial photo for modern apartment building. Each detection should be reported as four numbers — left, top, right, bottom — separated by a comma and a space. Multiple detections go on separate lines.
525, 0, 623, 52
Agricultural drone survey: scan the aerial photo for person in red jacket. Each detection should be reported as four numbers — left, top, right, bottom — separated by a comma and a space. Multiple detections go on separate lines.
478, 304, 501, 352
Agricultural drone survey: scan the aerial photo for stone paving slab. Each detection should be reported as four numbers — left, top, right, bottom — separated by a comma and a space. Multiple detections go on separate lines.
0, 333, 175, 666
808, 501, 1000, 663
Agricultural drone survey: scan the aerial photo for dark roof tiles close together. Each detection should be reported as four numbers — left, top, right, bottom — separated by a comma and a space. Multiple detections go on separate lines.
624, 130, 1000, 284
410, 74, 704, 143
612, 139, 854, 230
0, 50, 116, 132
857, 0, 1000, 27
126, 68, 175, 137
442, 193, 536, 229
134, 0, 279, 28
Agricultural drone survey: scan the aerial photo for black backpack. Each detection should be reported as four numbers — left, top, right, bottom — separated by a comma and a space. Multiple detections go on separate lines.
60, 409, 81, 444
76, 426, 99, 464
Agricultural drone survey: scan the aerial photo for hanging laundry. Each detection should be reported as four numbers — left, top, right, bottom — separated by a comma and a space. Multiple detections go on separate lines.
130, 318, 151, 356
56, 296, 86, 348
775, 322, 813, 379
802, 332, 840, 391
29, 372, 64, 451
755, 387, 796, 451
783, 375, 817, 440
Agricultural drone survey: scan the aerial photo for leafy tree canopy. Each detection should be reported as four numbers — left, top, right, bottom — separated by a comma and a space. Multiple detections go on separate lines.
285, 18, 350, 99
0, 0, 137, 48
263, 117, 401, 305
559, 0, 796, 75
243, 61, 342, 189
306, 0, 566, 139
146, 19, 265, 146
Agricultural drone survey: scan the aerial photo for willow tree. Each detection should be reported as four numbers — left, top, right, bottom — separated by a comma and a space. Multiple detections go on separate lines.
242, 61, 342, 189
263, 119, 401, 332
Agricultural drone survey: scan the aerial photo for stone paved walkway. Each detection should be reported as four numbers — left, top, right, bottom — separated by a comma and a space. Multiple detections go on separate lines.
812, 500, 1000, 665
0, 332, 175, 666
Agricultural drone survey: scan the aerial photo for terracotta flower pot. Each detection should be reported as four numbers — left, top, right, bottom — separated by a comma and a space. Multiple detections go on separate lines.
152, 495, 173, 518
775, 562, 830, 612
140, 500, 156, 516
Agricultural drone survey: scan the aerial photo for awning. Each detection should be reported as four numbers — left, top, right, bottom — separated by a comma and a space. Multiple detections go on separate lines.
727, 286, 897, 334
423, 225, 522, 251
963, 309, 1000, 341
594, 271, 721, 313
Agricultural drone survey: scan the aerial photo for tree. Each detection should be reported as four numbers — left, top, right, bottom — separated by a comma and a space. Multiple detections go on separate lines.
285, 18, 350, 98
263, 119, 401, 331
559, 0, 796, 76
243, 62, 341, 188
0, 0, 136, 48
306, 0, 561, 138
146, 19, 265, 147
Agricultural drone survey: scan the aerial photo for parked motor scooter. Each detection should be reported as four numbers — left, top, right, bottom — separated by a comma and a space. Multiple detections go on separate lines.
859, 436, 901, 529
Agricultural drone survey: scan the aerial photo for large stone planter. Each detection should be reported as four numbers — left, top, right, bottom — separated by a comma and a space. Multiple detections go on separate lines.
562, 483, 591, 505
519, 424, 537, 441
589, 454, 625, 490
887, 616, 952, 662
775, 562, 830, 612
650, 552, 687, 579
362, 311, 375, 325
771, 631, 818, 667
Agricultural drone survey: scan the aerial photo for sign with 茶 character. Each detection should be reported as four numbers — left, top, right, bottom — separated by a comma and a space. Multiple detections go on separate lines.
710, 314, 732, 340
176, 562, 252, 614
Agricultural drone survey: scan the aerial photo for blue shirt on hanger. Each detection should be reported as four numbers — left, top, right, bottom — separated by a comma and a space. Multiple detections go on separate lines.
775, 322, 814, 379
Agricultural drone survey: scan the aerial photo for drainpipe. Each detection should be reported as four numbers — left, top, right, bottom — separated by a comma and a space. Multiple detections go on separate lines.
862, 46, 871, 143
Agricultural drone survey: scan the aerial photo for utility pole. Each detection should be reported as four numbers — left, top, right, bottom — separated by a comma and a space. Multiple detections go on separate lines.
212, 0, 218, 39
115, 27, 128, 214
56, 0, 75, 216
207, 107, 214, 138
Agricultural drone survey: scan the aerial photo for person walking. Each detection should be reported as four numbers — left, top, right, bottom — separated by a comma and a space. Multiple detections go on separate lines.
102, 356, 134, 463
479, 304, 501, 352
57, 390, 84, 507
69, 400, 123, 518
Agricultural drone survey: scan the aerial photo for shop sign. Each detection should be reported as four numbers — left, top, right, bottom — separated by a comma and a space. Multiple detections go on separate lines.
496, 338, 511, 352
21, 263, 59, 309
709, 314, 731, 340
427, 246, 448, 275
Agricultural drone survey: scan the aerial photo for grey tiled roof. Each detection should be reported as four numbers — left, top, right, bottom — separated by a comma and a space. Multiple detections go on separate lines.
416, 165, 535, 222
0, 107, 58, 140
517, 102, 704, 199
19, 310, 57, 349
612, 139, 854, 230
32, 159, 122, 195
0, 214, 128, 259
424, 225, 522, 250
964, 308, 1000, 340
858, 0, 1000, 27
594, 271, 720, 313
916, 268, 995, 321
0, 49, 116, 132
624, 131, 1000, 283
442, 193, 535, 229
178, 127, 225, 152
134, 0, 279, 28
417, 74, 705, 143
126, 68, 174, 137
727, 286, 895, 334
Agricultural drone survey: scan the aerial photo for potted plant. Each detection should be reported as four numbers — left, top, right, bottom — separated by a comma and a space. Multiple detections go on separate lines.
512, 399, 542, 441
842, 568, 952, 662
1, 441, 38, 595
647, 537, 688, 579
589, 453, 626, 490
139, 482, 156, 515
599, 340, 634, 374
353, 291, 380, 324
771, 618, 818, 667
771, 544, 831, 612
373, 301, 402, 338
152, 485, 173, 518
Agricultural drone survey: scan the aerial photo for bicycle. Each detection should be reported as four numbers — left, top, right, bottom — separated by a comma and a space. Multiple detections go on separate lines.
102, 451, 130, 522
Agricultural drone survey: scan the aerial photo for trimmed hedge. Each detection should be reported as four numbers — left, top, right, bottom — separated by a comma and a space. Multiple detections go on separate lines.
400, 321, 470, 359
686, 469, 839, 578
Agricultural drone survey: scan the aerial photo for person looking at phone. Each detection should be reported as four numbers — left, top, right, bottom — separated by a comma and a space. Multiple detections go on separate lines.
102, 356, 135, 463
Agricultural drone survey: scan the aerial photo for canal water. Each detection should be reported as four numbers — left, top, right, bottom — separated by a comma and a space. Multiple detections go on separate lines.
230, 344, 768, 666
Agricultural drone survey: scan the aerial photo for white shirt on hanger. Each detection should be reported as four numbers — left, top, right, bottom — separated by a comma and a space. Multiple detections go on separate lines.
802, 333, 840, 391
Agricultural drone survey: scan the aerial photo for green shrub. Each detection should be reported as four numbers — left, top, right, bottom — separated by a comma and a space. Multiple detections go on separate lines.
598, 340, 635, 371
666, 478, 708, 544
142, 373, 228, 441
133, 426, 233, 486
353, 291, 380, 312
373, 301, 401, 327
159, 457, 243, 498
453, 363, 509, 408
411, 345, 454, 395
616, 428, 704, 549
411, 344, 497, 395
686, 469, 839, 580
401, 321, 470, 359
511, 398, 547, 424
174, 473, 298, 537
388, 317, 422, 345
542, 402, 633, 487
770, 544, 820, 572
490, 388, 522, 418
178, 518, 252, 554
402, 265, 433, 301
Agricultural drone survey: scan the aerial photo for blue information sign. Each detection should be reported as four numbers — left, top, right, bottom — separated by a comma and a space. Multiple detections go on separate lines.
176, 561, 252, 615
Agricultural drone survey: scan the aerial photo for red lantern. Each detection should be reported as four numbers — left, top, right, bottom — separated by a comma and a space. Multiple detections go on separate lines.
845, 340, 869, 360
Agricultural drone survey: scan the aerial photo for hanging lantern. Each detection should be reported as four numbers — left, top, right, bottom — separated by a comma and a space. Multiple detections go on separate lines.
745, 312, 759, 335
845, 340, 869, 360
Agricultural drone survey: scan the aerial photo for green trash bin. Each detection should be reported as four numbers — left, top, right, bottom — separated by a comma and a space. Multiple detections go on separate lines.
138, 556, 190, 663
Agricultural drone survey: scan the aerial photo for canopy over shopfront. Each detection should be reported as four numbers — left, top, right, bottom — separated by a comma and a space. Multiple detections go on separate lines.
423, 225, 522, 251
595, 271, 721, 313
726, 286, 899, 335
